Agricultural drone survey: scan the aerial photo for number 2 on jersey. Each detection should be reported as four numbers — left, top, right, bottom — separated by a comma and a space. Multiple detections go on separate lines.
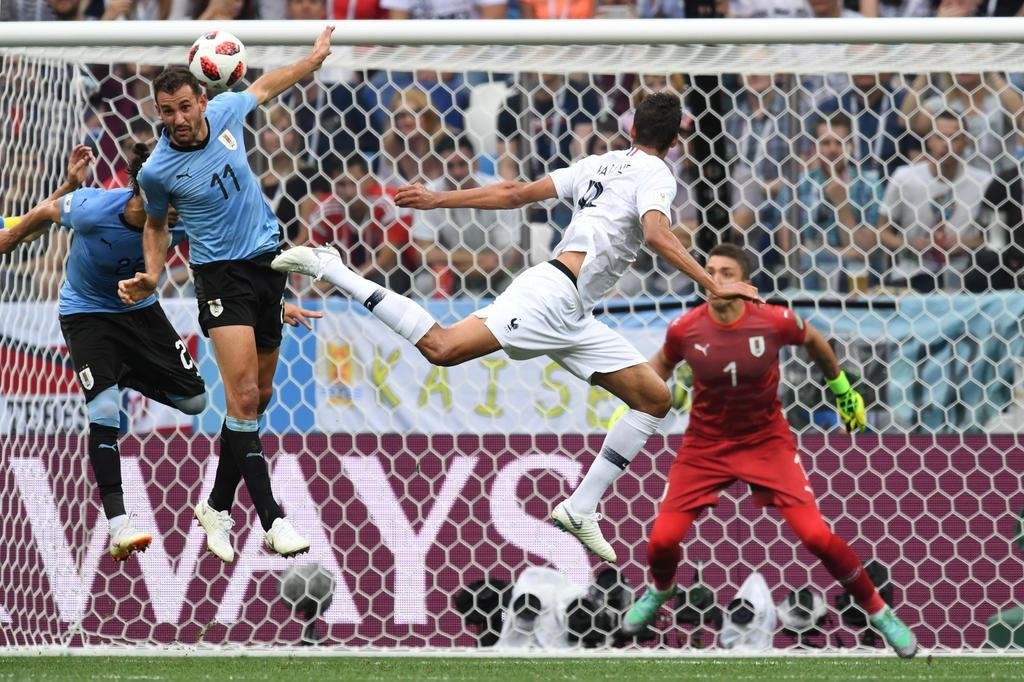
723, 361, 737, 387
210, 164, 240, 200
577, 180, 604, 209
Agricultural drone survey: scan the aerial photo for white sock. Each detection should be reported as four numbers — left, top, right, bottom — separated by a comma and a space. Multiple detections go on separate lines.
568, 409, 664, 516
321, 258, 436, 344
108, 514, 128, 535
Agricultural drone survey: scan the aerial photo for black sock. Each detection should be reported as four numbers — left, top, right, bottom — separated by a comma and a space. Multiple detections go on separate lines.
221, 420, 283, 531
208, 423, 243, 512
87, 424, 125, 520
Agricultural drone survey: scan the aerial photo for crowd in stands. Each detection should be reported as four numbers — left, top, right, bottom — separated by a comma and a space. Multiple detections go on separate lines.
3, 0, 1024, 301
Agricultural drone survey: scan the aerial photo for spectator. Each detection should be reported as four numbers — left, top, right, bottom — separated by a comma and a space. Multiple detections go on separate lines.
809, 0, 862, 15
858, 0, 934, 16
411, 135, 521, 297
519, 0, 594, 18
783, 114, 884, 292
81, 0, 171, 19
304, 155, 414, 295
727, 0, 810, 17
723, 73, 794, 287
817, 72, 912, 177
871, 110, 998, 292
362, 70, 471, 134
586, 118, 631, 156
378, 87, 444, 187
497, 73, 603, 227
902, 72, 1024, 173
329, 0, 385, 17
192, 0, 259, 18
2, 0, 81, 20
980, 162, 1024, 286
382, 0, 505, 18
257, 106, 314, 244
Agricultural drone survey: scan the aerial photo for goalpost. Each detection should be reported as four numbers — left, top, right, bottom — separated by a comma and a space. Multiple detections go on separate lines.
1, 18, 1023, 652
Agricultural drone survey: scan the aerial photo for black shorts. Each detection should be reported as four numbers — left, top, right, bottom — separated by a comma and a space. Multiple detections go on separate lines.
192, 251, 286, 349
59, 304, 205, 405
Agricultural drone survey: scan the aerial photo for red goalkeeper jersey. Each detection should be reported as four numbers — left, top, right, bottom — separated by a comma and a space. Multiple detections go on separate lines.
662, 301, 807, 439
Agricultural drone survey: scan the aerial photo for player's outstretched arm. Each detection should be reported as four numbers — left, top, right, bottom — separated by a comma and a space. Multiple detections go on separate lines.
43, 144, 93, 203
395, 177, 558, 211
118, 213, 169, 304
642, 210, 764, 303
802, 323, 866, 433
246, 26, 335, 106
0, 199, 61, 255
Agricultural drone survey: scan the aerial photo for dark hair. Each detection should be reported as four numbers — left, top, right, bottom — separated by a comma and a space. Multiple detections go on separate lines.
435, 133, 475, 158
632, 91, 682, 153
816, 113, 852, 135
152, 67, 202, 99
708, 242, 755, 280
127, 142, 152, 196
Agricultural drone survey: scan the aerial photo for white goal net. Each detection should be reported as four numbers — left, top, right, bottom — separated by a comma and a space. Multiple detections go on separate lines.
1, 19, 1023, 652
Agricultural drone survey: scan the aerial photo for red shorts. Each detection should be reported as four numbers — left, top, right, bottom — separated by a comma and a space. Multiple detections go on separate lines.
659, 427, 817, 513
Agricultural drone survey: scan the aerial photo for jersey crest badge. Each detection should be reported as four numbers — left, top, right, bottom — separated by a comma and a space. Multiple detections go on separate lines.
218, 130, 238, 151
79, 366, 94, 391
208, 298, 224, 318
749, 335, 765, 357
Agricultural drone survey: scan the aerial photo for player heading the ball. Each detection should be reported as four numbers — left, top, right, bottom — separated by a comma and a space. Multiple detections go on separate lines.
272, 92, 762, 564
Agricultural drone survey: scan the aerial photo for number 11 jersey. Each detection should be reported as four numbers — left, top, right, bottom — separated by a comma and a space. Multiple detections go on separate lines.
137, 91, 278, 265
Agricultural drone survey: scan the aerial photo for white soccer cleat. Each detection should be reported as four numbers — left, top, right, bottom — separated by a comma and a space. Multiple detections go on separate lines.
550, 500, 617, 563
265, 517, 310, 558
194, 500, 235, 563
109, 519, 152, 563
270, 245, 341, 281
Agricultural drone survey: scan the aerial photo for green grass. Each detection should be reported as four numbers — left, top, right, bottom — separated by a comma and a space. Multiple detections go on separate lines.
1, 656, 1022, 681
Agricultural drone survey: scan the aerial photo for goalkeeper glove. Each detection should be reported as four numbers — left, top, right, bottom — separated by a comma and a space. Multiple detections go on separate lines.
827, 371, 866, 433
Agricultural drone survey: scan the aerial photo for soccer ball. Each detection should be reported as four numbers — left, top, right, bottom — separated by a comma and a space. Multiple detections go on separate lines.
280, 562, 335, 621
187, 31, 247, 89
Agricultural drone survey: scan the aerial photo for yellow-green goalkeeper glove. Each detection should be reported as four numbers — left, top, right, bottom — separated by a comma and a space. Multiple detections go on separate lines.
827, 371, 866, 433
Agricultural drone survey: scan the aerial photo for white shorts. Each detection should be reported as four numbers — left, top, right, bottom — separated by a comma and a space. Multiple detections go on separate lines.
473, 262, 645, 382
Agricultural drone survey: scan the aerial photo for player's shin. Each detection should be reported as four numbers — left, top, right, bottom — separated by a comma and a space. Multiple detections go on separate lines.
208, 421, 243, 512
88, 423, 126, 527
222, 417, 283, 531
568, 409, 664, 516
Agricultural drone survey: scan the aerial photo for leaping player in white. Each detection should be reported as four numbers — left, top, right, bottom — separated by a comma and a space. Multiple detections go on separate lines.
272, 92, 761, 563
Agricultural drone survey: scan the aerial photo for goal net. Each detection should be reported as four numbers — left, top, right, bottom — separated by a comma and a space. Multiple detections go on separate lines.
1, 19, 1023, 652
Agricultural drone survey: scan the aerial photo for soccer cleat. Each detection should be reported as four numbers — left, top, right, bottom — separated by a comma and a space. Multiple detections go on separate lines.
869, 605, 918, 658
270, 245, 341, 281
550, 500, 617, 563
194, 499, 235, 563
109, 519, 152, 563
622, 585, 676, 635
265, 517, 310, 558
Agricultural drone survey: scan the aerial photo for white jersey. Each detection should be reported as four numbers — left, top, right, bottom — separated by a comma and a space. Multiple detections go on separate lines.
549, 148, 676, 312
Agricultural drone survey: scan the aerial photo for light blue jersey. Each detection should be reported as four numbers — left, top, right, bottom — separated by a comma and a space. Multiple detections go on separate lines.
57, 187, 186, 316
137, 91, 279, 265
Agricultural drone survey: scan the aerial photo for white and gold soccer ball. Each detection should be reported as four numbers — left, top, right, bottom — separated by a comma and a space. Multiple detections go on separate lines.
187, 31, 248, 89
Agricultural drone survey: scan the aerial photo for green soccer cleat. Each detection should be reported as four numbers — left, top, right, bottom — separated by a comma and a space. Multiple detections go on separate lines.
869, 605, 918, 658
622, 585, 676, 636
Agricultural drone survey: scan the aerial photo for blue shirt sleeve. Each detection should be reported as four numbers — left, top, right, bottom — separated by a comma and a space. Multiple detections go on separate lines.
207, 91, 258, 126
58, 188, 101, 234
138, 164, 169, 219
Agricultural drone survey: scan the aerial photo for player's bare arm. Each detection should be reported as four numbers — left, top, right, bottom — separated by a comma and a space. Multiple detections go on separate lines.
117, 213, 170, 304
801, 323, 842, 382
395, 177, 558, 211
246, 26, 335, 105
642, 210, 763, 303
0, 145, 94, 252
648, 348, 676, 382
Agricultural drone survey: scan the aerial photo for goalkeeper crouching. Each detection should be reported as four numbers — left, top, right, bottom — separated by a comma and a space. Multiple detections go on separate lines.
618, 243, 917, 657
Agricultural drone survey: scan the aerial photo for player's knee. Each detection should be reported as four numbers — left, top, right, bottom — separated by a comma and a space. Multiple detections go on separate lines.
86, 386, 120, 429
637, 383, 672, 418
227, 382, 260, 416
257, 386, 274, 413
172, 392, 208, 416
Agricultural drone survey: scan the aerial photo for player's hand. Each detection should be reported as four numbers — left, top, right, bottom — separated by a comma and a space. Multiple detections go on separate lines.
66, 144, 95, 187
283, 302, 322, 330
117, 272, 158, 304
308, 25, 335, 69
834, 388, 866, 433
395, 183, 440, 210
710, 281, 764, 305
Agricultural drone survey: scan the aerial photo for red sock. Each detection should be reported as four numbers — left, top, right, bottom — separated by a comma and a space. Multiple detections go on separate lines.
647, 509, 699, 592
780, 504, 886, 615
